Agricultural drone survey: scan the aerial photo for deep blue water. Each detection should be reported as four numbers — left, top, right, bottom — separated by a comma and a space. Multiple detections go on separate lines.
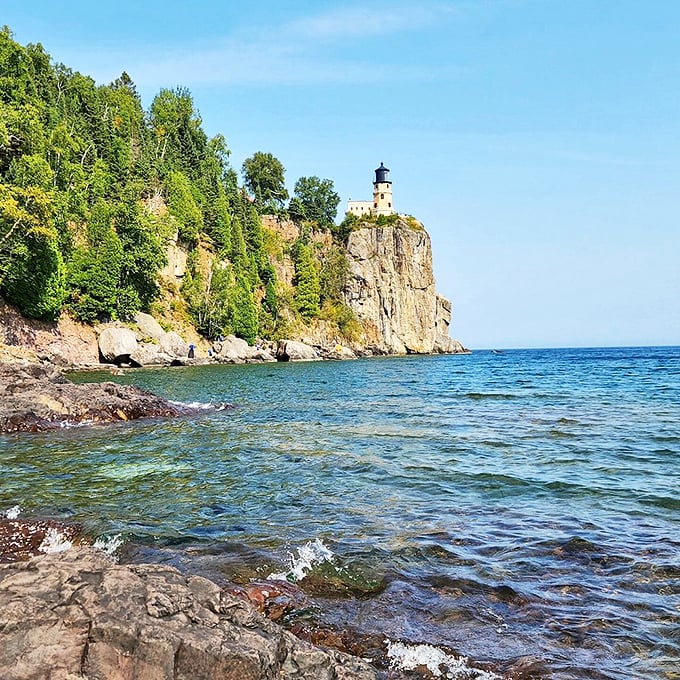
2, 347, 679, 678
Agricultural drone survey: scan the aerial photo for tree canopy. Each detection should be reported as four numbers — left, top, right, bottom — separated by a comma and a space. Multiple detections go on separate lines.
288, 176, 340, 228
242, 151, 288, 214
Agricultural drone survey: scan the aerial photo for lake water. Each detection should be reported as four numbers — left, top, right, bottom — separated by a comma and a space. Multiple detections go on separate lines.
2, 347, 679, 678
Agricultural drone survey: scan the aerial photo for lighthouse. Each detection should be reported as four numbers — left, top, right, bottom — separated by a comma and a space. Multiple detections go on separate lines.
372, 162, 394, 216
347, 163, 396, 217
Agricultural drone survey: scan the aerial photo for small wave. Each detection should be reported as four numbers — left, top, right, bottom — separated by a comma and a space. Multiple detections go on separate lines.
38, 527, 73, 554
463, 392, 518, 401
3, 505, 21, 519
58, 420, 93, 429
385, 640, 502, 679
268, 538, 334, 582
93, 533, 124, 557
169, 400, 233, 411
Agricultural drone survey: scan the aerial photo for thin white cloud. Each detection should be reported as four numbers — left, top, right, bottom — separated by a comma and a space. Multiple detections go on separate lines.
286, 3, 456, 40
85, 2, 463, 88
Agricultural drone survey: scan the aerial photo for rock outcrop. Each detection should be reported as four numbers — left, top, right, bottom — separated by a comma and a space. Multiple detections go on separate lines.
0, 363, 185, 433
0, 299, 99, 368
0, 547, 379, 680
344, 219, 464, 354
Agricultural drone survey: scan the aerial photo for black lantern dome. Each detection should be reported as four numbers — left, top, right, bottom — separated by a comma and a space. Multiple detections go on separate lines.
374, 162, 391, 184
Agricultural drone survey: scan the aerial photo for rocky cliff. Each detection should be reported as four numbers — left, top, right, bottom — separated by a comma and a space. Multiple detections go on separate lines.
343, 218, 465, 354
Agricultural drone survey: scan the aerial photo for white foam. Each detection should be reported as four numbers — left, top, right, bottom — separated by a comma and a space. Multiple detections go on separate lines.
385, 640, 503, 679
4, 505, 21, 519
38, 527, 73, 554
268, 538, 335, 582
93, 533, 124, 557
170, 400, 232, 411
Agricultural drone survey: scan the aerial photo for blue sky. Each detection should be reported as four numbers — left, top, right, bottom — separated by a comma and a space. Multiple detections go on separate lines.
3, 1, 679, 348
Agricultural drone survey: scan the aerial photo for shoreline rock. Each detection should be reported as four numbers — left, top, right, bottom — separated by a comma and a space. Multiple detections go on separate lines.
0, 363, 188, 433
0, 546, 381, 680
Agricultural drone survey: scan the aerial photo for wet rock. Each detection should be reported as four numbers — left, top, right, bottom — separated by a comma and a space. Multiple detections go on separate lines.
98, 327, 138, 364
230, 579, 309, 622
0, 519, 85, 563
277, 340, 320, 362
319, 344, 357, 360
0, 547, 380, 680
0, 363, 184, 433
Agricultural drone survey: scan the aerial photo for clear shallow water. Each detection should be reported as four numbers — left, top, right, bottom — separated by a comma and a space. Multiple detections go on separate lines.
2, 347, 679, 678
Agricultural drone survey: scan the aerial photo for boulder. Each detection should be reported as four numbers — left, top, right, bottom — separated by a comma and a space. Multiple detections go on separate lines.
248, 349, 277, 363
276, 340, 320, 362
433, 336, 468, 354
0, 547, 379, 680
212, 336, 277, 363
213, 334, 250, 361
327, 345, 357, 360
133, 312, 166, 341
129, 343, 174, 367
159, 331, 189, 359
98, 327, 138, 364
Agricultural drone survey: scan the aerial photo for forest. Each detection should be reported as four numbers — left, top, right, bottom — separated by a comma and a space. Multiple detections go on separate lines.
0, 27, 353, 344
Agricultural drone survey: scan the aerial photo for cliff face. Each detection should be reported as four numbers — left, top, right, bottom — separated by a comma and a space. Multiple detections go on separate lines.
343, 219, 464, 354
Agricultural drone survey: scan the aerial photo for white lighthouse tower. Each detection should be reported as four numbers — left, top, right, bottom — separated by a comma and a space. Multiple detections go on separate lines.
372, 162, 394, 216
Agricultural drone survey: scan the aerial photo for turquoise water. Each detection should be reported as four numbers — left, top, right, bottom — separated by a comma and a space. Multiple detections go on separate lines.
2, 347, 679, 678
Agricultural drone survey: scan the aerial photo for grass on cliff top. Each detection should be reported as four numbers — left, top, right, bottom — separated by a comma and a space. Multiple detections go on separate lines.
343, 213, 424, 231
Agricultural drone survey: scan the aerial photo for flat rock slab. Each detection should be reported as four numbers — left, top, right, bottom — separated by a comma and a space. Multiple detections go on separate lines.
0, 363, 184, 433
0, 547, 380, 680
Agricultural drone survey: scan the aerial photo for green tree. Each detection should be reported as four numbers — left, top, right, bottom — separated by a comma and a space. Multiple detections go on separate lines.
65, 202, 124, 322
242, 151, 288, 213
183, 262, 232, 339
0, 183, 64, 319
293, 241, 320, 320
288, 176, 340, 228
231, 274, 258, 344
319, 245, 348, 303
165, 170, 203, 242
149, 87, 207, 179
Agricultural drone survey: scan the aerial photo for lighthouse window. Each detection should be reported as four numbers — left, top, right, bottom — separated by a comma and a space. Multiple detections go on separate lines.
388, 203, 391, 207
380, 193, 384, 199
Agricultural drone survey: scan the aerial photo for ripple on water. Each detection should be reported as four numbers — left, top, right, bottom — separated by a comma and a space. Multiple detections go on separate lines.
3, 347, 679, 679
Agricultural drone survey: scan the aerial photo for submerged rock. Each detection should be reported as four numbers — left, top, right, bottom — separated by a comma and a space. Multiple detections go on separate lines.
0, 363, 184, 433
0, 547, 380, 680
